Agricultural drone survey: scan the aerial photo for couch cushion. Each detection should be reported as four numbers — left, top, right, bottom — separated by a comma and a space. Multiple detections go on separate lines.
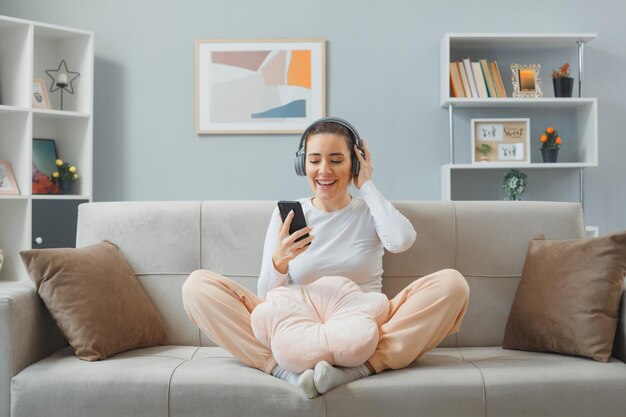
200, 200, 275, 275
76, 201, 202, 273
11, 346, 191, 417
458, 347, 626, 417
324, 347, 485, 417
19, 241, 168, 361
452, 201, 585, 347
169, 348, 325, 417
503, 231, 626, 362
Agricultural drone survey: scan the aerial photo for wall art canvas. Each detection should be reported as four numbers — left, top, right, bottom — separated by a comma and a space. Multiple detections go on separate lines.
32, 138, 60, 194
196, 39, 326, 134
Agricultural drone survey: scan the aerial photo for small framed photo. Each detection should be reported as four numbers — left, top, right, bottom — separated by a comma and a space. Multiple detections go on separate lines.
32, 138, 60, 194
196, 38, 326, 134
0, 160, 19, 195
471, 118, 530, 164
511, 64, 543, 98
32, 79, 52, 109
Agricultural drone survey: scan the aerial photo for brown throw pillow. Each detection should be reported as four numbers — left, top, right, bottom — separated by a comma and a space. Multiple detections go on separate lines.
503, 231, 626, 362
20, 240, 168, 361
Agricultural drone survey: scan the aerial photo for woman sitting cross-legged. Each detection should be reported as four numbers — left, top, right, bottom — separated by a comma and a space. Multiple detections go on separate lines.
182, 117, 470, 398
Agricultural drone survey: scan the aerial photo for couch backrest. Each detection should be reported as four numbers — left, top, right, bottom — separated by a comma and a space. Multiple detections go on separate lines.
76, 200, 585, 348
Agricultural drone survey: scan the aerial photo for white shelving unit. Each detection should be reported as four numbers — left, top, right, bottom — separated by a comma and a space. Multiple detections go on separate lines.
0, 15, 93, 281
440, 33, 598, 234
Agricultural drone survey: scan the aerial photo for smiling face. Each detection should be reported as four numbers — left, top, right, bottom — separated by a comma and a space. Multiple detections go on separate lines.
305, 132, 353, 212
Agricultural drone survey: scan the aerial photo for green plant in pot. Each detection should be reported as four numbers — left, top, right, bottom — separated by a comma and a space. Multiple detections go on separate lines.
552, 63, 574, 97
503, 169, 528, 201
540, 127, 562, 163
50, 159, 79, 195
475, 143, 493, 162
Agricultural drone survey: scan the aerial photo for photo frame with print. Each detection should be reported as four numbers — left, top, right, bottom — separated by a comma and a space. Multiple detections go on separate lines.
471, 118, 530, 164
32, 79, 52, 109
32, 138, 60, 194
511, 64, 543, 98
196, 38, 326, 134
0, 160, 19, 195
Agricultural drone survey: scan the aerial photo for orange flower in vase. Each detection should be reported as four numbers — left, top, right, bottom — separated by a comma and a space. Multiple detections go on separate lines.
540, 127, 562, 163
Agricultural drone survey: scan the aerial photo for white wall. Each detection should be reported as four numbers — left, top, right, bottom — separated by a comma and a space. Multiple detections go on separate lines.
2, 0, 625, 233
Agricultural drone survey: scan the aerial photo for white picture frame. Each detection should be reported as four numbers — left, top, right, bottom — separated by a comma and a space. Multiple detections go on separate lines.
471, 118, 531, 164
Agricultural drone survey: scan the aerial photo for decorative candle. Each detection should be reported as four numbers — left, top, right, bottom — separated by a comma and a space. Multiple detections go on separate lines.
57, 73, 68, 85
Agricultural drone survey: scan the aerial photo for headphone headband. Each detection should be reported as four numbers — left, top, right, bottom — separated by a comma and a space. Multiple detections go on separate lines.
294, 117, 363, 176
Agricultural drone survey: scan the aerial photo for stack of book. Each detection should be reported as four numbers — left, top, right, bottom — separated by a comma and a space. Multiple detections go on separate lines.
450, 58, 507, 98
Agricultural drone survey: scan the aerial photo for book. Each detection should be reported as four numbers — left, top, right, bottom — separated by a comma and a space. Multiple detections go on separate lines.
492, 61, 507, 98
463, 58, 479, 98
480, 59, 498, 98
449, 62, 466, 97
458, 62, 472, 98
472, 61, 489, 98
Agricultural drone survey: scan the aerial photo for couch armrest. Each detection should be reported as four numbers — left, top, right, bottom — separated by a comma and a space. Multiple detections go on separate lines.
0, 281, 67, 417
613, 279, 626, 364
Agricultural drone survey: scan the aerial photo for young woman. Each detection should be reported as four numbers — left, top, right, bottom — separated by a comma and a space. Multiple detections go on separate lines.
182, 118, 469, 398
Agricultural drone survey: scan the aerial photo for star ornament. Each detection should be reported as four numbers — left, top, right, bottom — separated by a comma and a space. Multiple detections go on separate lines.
45, 60, 80, 94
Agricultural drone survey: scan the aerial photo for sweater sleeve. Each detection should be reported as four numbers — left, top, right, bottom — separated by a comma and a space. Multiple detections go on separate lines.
357, 180, 417, 253
257, 207, 290, 300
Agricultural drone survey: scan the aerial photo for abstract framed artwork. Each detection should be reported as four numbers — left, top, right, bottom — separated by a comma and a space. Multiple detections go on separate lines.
471, 118, 530, 164
32, 138, 60, 194
196, 39, 326, 134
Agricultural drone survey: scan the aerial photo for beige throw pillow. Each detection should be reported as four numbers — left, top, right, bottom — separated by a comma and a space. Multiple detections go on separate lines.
20, 240, 168, 361
503, 231, 626, 362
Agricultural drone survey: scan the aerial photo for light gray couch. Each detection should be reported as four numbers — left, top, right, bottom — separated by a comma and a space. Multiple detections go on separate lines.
2, 200, 626, 417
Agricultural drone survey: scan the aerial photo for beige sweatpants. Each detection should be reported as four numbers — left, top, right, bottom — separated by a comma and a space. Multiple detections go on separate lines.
182, 269, 469, 374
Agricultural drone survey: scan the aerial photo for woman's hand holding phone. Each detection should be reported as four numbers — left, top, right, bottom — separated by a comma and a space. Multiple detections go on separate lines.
272, 210, 314, 274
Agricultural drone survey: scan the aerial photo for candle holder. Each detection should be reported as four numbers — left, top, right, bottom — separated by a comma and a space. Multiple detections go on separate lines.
45, 60, 80, 111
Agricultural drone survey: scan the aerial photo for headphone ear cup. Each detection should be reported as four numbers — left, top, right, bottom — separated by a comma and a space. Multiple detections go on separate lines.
352, 155, 360, 177
294, 153, 306, 176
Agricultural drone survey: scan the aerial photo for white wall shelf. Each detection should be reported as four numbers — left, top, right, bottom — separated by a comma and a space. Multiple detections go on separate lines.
33, 108, 90, 119
443, 162, 595, 170
441, 97, 596, 109
31, 194, 90, 200
440, 33, 598, 198
440, 33, 598, 233
0, 14, 93, 281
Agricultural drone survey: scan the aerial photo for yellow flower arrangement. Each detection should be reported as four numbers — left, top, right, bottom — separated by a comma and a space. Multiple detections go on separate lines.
49, 159, 79, 184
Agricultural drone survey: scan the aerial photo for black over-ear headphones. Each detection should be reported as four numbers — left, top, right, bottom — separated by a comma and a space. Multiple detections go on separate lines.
294, 117, 364, 177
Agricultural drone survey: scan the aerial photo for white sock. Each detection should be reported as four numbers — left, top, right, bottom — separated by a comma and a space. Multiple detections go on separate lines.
313, 361, 372, 394
271, 365, 319, 398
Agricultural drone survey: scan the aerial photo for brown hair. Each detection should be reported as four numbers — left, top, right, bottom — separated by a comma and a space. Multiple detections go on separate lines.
305, 122, 355, 157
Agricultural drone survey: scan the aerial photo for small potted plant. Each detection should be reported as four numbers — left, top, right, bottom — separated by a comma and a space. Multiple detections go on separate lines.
552, 63, 574, 97
540, 127, 562, 163
475, 143, 493, 162
49, 159, 79, 194
502, 169, 528, 201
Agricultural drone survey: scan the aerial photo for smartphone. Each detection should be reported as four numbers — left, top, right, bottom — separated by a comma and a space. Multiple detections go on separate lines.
277, 200, 310, 244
